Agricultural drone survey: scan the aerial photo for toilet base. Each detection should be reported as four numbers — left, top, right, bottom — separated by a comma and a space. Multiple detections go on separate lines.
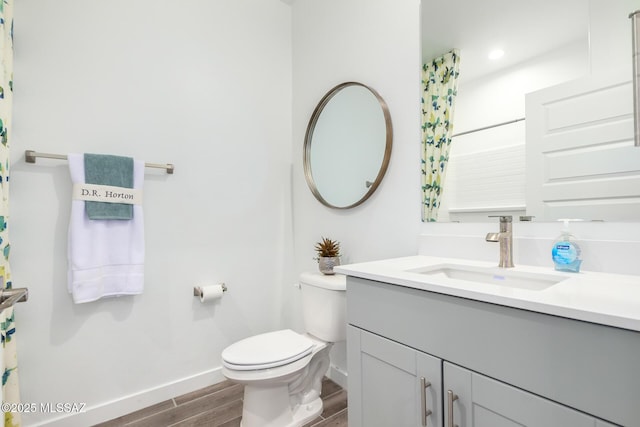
240, 383, 323, 427
223, 335, 333, 427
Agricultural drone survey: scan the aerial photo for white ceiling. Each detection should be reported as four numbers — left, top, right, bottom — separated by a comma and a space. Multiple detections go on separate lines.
421, 0, 590, 82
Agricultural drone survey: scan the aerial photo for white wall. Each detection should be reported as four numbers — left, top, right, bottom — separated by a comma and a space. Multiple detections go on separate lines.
453, 42, 589, 136
290, 0, 422, 383
419, 222, 640, 276
588, 0, 639, 76
10, 1, 292, 425
291, 0, 422, 272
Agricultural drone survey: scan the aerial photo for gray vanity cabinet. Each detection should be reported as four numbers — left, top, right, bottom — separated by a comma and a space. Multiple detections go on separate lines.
347, 325, 443, 427
346, 276, 637, 427
443, 362, 614, 427
348, 325, 610, 427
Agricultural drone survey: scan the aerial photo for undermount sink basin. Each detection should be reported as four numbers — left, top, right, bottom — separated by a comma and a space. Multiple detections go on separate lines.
411, 264, 567, 291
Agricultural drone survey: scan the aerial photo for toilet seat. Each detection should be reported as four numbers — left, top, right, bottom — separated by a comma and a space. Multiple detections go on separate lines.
222, 329, 314, 371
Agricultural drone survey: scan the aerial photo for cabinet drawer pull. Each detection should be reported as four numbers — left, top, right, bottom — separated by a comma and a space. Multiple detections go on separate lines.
447, 390, 459, 427
420, 377, 433, 426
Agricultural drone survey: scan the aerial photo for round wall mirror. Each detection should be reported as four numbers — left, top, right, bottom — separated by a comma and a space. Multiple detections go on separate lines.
303, 82, 393, 209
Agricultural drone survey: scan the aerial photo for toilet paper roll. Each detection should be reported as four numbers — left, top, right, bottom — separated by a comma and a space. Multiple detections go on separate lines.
199, 284, 225, 303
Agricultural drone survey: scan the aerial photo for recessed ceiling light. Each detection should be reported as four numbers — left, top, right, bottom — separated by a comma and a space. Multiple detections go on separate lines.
488, 49, 505, 60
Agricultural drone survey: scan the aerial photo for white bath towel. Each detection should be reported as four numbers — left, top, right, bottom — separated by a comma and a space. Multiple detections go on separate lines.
67, 153, 145, 303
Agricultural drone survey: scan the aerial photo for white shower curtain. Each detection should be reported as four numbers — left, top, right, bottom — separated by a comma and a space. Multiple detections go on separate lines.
0, 1, 20, 426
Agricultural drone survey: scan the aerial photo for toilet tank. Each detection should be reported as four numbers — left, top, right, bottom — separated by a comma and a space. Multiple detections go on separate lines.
299, 272, 347, 342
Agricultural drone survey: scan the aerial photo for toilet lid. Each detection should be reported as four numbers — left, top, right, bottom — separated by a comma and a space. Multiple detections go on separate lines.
222, 329, 314, 370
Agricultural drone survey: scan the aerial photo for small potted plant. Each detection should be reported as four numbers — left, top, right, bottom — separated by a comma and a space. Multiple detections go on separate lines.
314, 237, 341, 275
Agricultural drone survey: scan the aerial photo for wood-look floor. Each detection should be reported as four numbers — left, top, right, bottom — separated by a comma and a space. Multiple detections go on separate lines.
94, 377, 347, 427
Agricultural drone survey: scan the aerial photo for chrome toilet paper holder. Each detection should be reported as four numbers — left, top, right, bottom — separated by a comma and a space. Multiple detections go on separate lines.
193, 283, 227, 297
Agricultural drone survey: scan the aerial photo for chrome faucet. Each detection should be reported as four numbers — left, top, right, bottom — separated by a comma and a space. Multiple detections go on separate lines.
486, 215, 514, 268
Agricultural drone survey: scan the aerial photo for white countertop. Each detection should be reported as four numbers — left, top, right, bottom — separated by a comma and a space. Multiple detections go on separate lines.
334, 255, 640, 332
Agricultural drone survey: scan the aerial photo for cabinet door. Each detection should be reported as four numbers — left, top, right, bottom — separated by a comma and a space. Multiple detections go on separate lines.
443, 362, 600, 427
347, 326, 442, 427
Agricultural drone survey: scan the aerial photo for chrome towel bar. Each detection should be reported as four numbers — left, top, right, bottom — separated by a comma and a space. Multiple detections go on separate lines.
450, 117, 525, 138
25, 150, 175, 174
0, 287, 28, 314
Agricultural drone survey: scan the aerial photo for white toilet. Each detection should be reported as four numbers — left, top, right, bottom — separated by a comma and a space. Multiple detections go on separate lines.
221, 272, 346, 427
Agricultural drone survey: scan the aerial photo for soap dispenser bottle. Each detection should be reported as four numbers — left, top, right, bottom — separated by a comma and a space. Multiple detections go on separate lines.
551, 219, 582, 272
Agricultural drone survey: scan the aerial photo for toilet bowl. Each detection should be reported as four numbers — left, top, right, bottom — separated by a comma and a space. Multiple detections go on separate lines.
221, 272, 346, 427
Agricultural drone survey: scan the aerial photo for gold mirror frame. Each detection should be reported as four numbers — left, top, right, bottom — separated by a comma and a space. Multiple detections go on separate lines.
303, 82, 393, 209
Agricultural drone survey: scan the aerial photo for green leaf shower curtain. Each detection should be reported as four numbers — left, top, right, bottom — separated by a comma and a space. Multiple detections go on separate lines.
0, 1, 18, 426
421, 49, 460, 222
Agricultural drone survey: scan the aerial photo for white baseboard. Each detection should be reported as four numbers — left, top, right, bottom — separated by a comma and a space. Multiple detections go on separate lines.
25, 364, 347, 426
24, 368, 225, 427
327, 364, 348, 391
